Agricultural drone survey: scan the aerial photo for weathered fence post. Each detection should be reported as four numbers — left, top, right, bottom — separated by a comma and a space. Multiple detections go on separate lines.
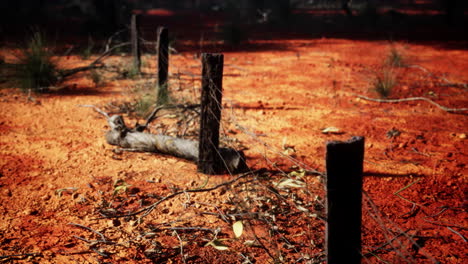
156, 26, 169, 104
326, 136, 364, 264
198, 53, 224, 175
130, 13, 141, 74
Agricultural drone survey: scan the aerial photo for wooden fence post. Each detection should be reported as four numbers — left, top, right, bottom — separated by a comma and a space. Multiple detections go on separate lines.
156, 26, 169, 104
198, 53, 224, 175
130, 13, 141, 74
326, 136, 365, 264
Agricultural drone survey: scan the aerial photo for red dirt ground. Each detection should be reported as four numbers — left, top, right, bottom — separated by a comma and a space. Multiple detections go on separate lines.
1, 8, 467, 264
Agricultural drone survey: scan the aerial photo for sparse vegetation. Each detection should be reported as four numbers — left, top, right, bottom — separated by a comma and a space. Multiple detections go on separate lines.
135, 92, 157, 118
129, 81, 159, 118
370, 46, 406, 98
157, 83, 171, 105
386, 46, 406, 67
372, 67, 397, 98
1, 3, 466, 263
13, 31, 59, 92
124, 65, 141, 79
9, 30, 121, 92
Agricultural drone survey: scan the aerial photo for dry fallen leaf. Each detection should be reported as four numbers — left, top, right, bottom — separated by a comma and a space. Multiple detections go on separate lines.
321, 127, 343, 134
233, 220, 244, 238
205, 239, 229, 251
276, 178, 306, 189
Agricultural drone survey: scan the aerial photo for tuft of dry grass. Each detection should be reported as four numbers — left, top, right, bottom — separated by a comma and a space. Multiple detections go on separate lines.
372, 67, 397, 98
386, 46, 406, 67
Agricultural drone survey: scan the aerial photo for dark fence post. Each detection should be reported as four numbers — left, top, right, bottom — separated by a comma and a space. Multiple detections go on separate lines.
198, 53, 224, 175
156, 26, 169, 104
326, 136, 364, 264
130, 14, 141, 74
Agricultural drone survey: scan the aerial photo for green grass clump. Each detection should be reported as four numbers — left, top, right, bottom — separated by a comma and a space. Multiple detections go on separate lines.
373, 68, 396, 98
14, 32, 59, 92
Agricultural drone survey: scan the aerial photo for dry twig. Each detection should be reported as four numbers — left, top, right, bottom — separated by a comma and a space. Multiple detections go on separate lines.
68, 222, 108, 242
406, 65, 467, 89
0, 252, 41, 260
97, 169, 260, 220
355, 94, 468, 113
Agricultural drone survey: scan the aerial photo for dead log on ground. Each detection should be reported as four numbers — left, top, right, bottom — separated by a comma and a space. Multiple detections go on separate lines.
105, 115, 248, 173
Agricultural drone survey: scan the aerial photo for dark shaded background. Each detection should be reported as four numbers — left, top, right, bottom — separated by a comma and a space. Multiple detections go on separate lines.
0, 0, 466, 51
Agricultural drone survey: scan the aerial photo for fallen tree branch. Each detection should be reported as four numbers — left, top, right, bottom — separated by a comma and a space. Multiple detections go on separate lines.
355, 94, 468, 113
91, 42, 131, 67
105, 29, 127, 52
60, 42, 130, 80
59, 64, 105, 79
105, 115, 246, 172
81, 105, 248, 173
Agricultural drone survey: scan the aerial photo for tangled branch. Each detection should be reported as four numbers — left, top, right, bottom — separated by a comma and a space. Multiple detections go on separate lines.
97, 169, 260, 220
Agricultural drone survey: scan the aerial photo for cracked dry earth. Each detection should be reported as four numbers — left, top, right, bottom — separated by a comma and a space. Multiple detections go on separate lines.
0, 36, 467, 263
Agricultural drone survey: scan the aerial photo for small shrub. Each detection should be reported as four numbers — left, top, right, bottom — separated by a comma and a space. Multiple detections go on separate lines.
14, 31, 59, 92
130, 81, 158, 118
373, 68, 396, 98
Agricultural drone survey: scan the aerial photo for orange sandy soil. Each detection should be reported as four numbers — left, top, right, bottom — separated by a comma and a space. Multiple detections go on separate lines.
1, 11, 467, 264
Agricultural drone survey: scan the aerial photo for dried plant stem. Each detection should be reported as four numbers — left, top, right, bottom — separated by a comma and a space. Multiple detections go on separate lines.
68, 223, 107, 242
446, 227, 467, 242
174, 230, 187, 264
406, 65, 467, 89
0, 252, 41, 260
393, 179, 422, 206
